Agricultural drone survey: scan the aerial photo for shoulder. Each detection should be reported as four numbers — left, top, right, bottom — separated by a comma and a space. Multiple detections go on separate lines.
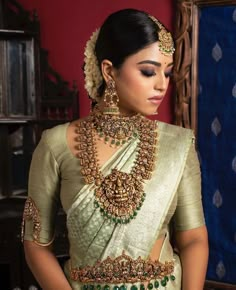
156, 122, 196, 167
42, 122, 69, 145
157, 121, 195, 141
40, 122, 70, 156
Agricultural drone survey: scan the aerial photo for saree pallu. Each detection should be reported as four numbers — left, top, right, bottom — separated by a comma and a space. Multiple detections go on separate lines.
64, 122, 195, 290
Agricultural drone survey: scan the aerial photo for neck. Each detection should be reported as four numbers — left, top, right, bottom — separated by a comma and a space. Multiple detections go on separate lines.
97, 100, 137, 117
90, 104, 144, 148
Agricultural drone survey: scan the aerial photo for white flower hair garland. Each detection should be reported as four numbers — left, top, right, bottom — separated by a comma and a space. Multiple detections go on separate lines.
84, 28, 103, 101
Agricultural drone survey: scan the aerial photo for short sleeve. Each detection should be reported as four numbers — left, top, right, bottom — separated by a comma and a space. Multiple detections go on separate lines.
21, 131, 60, 245
173, 140, 205, 231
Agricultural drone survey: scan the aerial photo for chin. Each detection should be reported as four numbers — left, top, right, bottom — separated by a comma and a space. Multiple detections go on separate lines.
139, 107, 159, 117
121, 104, 157, 117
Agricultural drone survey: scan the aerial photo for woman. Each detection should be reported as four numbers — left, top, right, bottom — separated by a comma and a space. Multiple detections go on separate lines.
22, 8, 208, 290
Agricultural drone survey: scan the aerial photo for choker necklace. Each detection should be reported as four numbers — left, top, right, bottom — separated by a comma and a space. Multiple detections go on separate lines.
92, 105, 142, 147
75, 110, 158, 224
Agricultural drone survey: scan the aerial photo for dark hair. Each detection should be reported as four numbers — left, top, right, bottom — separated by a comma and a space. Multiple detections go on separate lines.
94, 8, 163, 97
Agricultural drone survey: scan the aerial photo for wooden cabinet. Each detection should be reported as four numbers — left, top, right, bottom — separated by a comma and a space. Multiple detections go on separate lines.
0, 199, 69, 289
0, 0, 78, 289
0, 32, 38, 119
0, 27, 40, 199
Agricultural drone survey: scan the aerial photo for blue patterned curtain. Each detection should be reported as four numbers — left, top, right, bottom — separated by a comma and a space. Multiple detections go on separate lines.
197, 6, 236, 284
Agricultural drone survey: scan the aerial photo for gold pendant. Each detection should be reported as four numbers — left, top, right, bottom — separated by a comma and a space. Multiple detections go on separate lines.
94, 169, 145, 223
75, 116, 158, 224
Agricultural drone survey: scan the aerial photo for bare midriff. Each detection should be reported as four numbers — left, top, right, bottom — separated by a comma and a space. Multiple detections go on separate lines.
149, 236, 166, 260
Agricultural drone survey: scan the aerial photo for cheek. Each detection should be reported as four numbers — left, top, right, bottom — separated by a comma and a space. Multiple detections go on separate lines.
117, 73, 149, 96
115, 74, 137, 96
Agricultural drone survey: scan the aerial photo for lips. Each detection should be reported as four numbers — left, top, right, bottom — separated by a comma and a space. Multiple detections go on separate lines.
147, 96, 164, 105
148, 96, 164, 101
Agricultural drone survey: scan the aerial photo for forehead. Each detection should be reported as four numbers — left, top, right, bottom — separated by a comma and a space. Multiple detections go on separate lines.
124, 42, 173, 66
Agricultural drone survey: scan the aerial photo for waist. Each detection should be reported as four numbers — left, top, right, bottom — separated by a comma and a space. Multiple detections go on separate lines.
69, 251, 176, 289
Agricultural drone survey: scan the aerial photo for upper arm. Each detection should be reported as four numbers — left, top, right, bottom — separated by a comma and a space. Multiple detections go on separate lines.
173, 140, 206, 232
175, 225, 208, 250
22, 131, 60, 245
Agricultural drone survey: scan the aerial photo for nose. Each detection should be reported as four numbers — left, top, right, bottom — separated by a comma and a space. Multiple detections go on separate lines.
154, 72, 168, 93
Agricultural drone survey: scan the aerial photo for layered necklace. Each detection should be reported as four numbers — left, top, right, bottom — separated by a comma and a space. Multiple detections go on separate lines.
75, 106, 158, 224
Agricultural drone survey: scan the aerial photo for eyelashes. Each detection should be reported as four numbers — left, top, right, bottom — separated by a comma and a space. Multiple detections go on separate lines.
140, 69, 173, 78
165, 71, 173, 78
140, 69, 156, 77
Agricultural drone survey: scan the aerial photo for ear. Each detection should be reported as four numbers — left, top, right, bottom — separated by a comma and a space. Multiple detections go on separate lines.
101, 59, 116, 84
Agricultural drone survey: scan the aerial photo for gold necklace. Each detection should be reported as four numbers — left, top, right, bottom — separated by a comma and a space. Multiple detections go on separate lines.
92, 105, 142, 147
75, 112, 158, 224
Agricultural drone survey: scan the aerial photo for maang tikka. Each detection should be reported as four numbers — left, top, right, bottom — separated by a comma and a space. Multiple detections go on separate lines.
103, 79, 120, 115
148, 15, 175, 56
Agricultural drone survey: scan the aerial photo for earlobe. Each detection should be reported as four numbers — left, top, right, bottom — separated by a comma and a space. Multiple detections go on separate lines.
101, 59, 115, 83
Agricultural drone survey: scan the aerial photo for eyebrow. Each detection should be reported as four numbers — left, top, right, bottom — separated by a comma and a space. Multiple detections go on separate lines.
137, 60, 174, 67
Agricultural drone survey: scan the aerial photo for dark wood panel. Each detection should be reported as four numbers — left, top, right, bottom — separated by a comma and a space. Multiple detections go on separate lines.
194, 0, 236, 6
0, 0, 78, 288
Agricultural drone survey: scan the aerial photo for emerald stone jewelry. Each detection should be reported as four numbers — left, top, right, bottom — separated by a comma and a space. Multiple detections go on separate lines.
148, 15, 175, 56
92, 105, 141, 148
103, 80, 120, 115
70, 251, 175, 285
75, 109, 158, 224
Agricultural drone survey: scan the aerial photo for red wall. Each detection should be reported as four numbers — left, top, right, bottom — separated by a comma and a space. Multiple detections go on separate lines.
18, 0, 174, 123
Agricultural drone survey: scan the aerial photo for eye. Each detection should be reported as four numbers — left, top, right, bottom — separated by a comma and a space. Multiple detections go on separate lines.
165, 70, 173, 78
140, 69, 156, 77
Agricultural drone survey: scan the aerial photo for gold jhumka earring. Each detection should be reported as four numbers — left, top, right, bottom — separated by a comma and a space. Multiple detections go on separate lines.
103, 79, 120, 115
91, 79, 142, 147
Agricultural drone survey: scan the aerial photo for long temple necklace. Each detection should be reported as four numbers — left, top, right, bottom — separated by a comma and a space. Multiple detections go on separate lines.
75, 107, 158, 224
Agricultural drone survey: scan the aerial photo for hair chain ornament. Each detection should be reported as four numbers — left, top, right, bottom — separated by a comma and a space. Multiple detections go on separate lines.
75, 112, 158, 224
148, 15, 175, 56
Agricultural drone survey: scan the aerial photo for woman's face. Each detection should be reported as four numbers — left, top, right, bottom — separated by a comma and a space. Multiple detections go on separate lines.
112, 41, 173, 116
